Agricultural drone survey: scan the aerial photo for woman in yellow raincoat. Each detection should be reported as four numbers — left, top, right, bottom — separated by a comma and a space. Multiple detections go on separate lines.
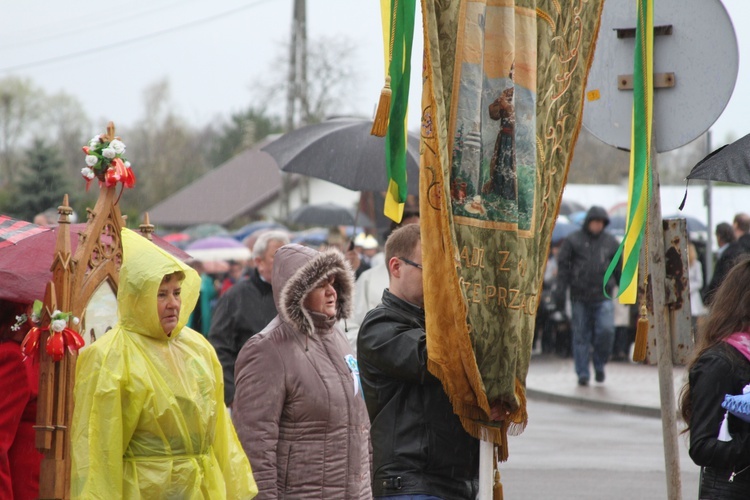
70, 228, 257, 499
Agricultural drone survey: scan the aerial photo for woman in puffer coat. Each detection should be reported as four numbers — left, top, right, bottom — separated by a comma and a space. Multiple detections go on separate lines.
232, 244, 372, 499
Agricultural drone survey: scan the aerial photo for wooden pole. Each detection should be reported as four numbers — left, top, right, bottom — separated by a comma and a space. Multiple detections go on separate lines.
37, 194, 75, 499
704, 131, 713, 283
642, 149, 682, 500
478, 440, 493, 499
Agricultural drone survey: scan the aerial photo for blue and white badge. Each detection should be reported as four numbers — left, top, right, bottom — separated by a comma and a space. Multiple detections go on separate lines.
344, 354, 364, 399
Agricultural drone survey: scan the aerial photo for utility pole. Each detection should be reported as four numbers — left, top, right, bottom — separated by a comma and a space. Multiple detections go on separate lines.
704, 131, 713, 283
282, 0, 309, 219
286, 0, 308, 131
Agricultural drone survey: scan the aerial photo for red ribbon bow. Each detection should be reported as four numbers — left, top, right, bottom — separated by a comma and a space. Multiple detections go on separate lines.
21, 325, 85, 362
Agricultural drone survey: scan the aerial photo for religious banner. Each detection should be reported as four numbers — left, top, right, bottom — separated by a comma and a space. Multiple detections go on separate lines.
419, 0, 604, 457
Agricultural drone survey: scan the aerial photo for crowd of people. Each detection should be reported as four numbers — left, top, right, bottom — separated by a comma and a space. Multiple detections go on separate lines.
534, 206, 724, 384
6, 204, 750, 497
3, 208, 511, 499
539, 206, 750, 496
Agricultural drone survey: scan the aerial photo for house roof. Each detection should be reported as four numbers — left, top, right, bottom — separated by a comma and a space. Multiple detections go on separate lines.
147, 147, 281, 228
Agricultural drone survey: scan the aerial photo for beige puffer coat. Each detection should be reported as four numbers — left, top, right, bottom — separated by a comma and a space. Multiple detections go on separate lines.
232, 244, 372, 499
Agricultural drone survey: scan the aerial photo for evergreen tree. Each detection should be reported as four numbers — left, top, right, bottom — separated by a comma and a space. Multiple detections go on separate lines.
13, 138, 70, 221
209, 107, 283, 166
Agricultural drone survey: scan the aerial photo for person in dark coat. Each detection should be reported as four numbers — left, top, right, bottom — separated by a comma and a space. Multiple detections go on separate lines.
704, 213, 750, 306
358, 224, 508, 499
680, 256, 750, 499
715, 222, 736, 261
554, 205, 620, 386
208, 230, 289, 406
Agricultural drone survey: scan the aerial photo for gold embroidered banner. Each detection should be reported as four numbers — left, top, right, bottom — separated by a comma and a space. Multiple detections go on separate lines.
420, 0, 604, 454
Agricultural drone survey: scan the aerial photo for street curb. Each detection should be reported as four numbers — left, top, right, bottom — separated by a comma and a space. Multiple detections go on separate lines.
526, 388, 662, 419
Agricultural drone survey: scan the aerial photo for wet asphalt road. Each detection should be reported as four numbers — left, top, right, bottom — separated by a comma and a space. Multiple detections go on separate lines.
500, 399, 701, 500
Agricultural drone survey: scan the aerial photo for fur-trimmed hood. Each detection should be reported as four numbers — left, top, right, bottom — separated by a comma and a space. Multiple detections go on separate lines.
272, 244, 354, 334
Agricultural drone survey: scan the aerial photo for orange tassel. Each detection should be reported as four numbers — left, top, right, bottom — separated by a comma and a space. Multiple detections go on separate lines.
493, 473, 503, 500
370, 76, 392, 137
632, 305, 649, 362
493, 445, 504, 500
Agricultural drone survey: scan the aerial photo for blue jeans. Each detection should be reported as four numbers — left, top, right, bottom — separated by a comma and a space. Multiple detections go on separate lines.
571, 300, 615, 381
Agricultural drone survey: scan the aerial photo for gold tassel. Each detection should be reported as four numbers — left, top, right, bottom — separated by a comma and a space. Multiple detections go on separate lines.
632, 304, 649, 362
493, 445, 504, 500
370, 76, 392, 137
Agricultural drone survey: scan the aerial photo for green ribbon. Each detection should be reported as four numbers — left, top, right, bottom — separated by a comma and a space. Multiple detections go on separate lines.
384, 0, 416, 214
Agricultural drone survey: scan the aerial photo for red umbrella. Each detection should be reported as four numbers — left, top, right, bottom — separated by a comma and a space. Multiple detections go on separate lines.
0, 222, 191, 304
0, 215, 50, 249
162, 232, 190, 244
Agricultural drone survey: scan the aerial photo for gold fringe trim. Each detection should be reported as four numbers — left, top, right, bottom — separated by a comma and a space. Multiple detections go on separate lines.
507, 378, 528, 436
429, 356, 529, 462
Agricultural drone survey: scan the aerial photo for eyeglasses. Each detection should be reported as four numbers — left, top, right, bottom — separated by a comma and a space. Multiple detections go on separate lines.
398, 256, 423, 270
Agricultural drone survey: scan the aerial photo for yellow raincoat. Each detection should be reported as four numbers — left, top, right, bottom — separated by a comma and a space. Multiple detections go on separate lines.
71, 229, 257, 499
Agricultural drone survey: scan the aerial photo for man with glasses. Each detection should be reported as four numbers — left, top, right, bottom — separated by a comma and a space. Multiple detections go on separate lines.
357, 224, 480, 499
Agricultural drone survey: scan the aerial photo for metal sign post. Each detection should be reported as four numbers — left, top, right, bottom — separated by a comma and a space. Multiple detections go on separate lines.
581, 1, 738, 499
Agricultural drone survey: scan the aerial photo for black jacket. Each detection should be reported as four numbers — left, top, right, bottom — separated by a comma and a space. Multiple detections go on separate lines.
704, 234, 750, 305
357, 290, 479, 500
688, 343, 750, 497
208, 268, 277, 405
555, 206, 620, 304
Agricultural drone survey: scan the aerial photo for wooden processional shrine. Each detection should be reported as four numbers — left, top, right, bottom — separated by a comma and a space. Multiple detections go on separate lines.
34, 184, 157, 499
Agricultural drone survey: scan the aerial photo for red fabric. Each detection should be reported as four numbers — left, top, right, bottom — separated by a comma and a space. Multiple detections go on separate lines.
219, 277, 235, 296
0, 223, 191, 303
0, 217, 49, 250
725, 332, 750, 363
0, 341, 42, 500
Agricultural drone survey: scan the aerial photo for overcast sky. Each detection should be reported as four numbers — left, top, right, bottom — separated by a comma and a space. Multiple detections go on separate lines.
0, 0, 746, 149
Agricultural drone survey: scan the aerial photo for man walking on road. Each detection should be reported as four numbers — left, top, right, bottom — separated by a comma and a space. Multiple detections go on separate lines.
208, 230, 289, 406
555, 206, 620, 387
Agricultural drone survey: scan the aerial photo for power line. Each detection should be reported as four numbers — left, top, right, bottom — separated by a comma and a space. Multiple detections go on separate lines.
0, 0, 273, 74
0, 0, 202, 51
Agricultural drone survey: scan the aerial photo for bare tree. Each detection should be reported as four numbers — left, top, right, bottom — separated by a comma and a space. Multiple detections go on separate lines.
0, 76, 45, 186
568, 128, 710, 186
656, 134, 708, 185
44, 91, 92, 181
254, 35, 360, 127
568, 128, 630, 184
125, 79, 213, 213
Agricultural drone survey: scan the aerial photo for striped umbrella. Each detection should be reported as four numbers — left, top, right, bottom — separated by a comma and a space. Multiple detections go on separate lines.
0, 215, 50, 249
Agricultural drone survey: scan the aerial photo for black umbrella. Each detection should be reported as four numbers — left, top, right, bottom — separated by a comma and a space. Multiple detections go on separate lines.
288, 203, 374, 228
687, 133, 750, 185
663, 214, 708, 233
262, 117, 420, 195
